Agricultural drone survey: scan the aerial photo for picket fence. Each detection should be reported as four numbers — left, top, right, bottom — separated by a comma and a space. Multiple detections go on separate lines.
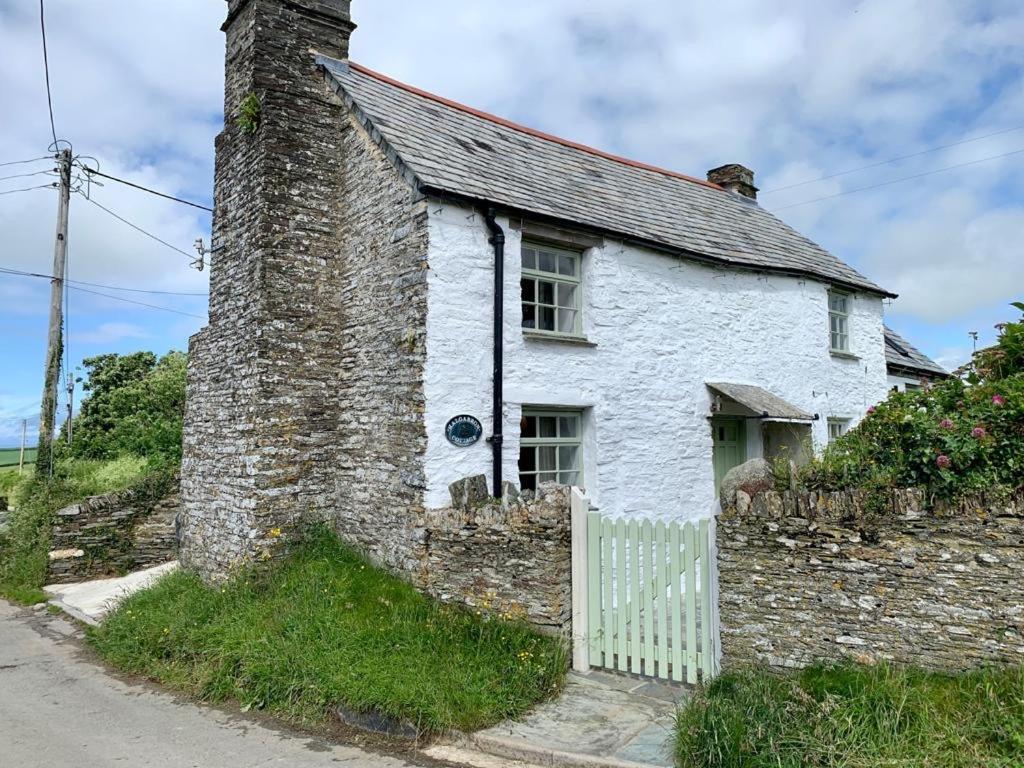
570, 488, 718, 684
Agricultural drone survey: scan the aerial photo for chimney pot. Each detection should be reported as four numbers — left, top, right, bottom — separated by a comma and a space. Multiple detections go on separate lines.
707, 164, 758, 200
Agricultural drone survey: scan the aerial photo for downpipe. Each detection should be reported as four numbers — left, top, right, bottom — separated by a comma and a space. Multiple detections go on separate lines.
484, 207, 505, 498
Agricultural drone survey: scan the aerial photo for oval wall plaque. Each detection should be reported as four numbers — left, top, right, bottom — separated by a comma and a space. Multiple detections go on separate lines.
445, 415, 483, 447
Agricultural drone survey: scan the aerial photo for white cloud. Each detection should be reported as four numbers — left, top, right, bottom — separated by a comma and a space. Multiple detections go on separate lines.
71, 321, 148, 345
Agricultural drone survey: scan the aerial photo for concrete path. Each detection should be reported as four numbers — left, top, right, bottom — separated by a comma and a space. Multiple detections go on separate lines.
466, 671, 685, 768
44, 560, 178, 625
0, 599, 433, 768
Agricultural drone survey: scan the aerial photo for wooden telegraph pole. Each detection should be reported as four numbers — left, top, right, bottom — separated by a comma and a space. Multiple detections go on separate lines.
18, 419, 27, 473
36, 148, 72, 478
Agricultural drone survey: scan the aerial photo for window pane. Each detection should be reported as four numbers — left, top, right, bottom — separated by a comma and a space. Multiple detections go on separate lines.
558, 471, 579, 486
538, 417, 557, 438
558, 253, 576, 276
521, 415, 537, 438
520, 472, 537, 491
538, 280, 555, 305
538, 445, 556, 471
522, 303, 535, 329
557, 283, 576, 308
558, 415, 578, 438
558, 445, 578, 472
521, 248, 536, 270
538, 471, 558, 486
521, 278, 535, 302
539, 306, 555, 331
519, 445, 536, 471
557, 309, 576, 333
538, 250, 557, 274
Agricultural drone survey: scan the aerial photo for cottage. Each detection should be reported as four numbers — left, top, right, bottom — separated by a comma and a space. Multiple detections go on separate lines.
884, 326, 948, 392
180, 0, 899, 578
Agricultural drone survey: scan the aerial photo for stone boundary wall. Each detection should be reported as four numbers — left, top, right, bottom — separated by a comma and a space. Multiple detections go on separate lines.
417, 482, 571, 633
718, 488, 1024, 671
48, 485, 180, 583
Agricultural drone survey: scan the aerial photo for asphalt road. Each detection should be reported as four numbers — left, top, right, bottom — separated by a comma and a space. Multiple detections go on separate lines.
0, 599, 427, 768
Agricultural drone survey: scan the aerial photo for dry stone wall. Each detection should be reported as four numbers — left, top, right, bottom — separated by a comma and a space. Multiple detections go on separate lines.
48, 488, 180, 583
717, 488, 1024, 671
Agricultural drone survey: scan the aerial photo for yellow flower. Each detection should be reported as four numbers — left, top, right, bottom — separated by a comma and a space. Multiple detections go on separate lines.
268, 527, 283, 539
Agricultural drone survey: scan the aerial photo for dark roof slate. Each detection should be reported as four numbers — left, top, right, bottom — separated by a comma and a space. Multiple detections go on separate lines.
884, 326, 948, 378
320, 57, 892, 296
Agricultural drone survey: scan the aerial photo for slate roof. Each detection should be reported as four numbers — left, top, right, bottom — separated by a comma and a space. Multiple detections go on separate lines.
707, 382, 814, 421
319, 57, 893, 296
884, 326, 948, 378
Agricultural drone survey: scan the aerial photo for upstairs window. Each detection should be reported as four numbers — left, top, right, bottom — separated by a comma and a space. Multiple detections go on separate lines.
518, 409, 582, 491
521, 242, 582, 336
828, 290, 850, 352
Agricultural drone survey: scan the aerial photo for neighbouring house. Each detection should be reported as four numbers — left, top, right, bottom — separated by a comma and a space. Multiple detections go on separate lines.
884, 326, 949, 392
180, 0, 898, 580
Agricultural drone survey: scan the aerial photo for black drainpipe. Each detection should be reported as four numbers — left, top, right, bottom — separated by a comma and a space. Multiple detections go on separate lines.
484, 207, 505, 498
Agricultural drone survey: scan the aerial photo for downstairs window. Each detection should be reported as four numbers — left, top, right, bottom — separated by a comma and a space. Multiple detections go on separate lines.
518, 409, 582, 491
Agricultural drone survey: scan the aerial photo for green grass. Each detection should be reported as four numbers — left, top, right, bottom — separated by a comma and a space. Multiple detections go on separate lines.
675, 663, 1024, 768
0, 447, 37, 468
0, 455, 158, 603
89, 527, 567, 733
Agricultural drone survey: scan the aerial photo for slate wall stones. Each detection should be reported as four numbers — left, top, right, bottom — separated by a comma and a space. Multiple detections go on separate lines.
718, 488, 1024, 671
47, 488, 180, 583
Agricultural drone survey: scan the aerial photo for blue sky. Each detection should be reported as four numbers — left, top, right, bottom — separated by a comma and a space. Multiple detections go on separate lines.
1, 0, 1022, 446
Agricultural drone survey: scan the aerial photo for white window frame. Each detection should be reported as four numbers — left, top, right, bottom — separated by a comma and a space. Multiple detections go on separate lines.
520, 241, 583, 337
827, 418, 849, 442
828, 289, 851, 353
518, 408, 583, 490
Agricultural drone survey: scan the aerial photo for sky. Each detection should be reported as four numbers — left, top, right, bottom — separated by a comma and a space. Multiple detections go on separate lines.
1, 0, 1022, 446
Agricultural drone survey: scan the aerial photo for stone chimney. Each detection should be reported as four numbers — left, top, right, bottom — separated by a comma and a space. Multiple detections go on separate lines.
179, 0, 357, 579
707, 164, 758, 200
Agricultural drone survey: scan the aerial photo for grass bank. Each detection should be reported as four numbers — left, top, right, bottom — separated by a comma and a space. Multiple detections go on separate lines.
675, 663, 1024, 768
0, 456, 157, 603
90, 528, 567, 733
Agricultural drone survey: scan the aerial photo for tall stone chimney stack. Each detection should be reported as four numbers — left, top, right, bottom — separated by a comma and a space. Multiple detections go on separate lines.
707, 163, 758, 200
179, 0, 356, 578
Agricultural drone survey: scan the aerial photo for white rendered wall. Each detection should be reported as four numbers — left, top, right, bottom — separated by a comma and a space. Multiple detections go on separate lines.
887, 373, 925, 392
423, 202, 889, 518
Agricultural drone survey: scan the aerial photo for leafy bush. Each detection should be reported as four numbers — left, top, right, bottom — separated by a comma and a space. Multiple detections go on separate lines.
58, 350, 187, 467
675, 663, 1024, 768
801, 304, 1024, 499
91, 527, 567, 733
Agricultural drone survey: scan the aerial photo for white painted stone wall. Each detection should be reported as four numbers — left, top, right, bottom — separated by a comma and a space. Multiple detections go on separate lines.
887, 372, 926, 392
423, 202, 890, 519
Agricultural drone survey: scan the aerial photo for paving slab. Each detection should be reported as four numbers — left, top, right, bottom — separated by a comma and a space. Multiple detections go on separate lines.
466, 671, 687, 768
44, 560, 178, 625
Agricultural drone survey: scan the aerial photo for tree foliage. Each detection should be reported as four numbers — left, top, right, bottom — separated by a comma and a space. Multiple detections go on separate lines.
59, 351, 187, 466
802, 303, 1024, 499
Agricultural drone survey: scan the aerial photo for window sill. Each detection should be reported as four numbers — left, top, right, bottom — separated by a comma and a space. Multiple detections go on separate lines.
830, 349, 860, 361
523, 331, 597, 348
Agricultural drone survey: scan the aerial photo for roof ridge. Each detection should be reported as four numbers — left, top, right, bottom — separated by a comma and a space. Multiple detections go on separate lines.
347, 61, 724, 192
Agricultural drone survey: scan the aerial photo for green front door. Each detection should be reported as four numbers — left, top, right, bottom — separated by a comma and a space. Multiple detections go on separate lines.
712, 417, 746, 495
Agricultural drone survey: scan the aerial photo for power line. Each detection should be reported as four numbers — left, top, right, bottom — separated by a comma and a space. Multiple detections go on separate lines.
68, 285, 206, 319
39, 0, 58, 147
0, 169, 56, 183
770, 147, 1024, 212
83, 168, 213, 212
0, 183, 56, 196
0, 156, 53, 168
762, 124, 1024, 194
77, 193, 196, 261
0, 266, 208, 296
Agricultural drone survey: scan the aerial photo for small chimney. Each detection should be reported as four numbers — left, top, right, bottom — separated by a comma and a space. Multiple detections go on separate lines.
707, 164, 758, 200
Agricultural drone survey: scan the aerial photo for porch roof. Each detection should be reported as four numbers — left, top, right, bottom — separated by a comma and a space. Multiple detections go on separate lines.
707, 382, 814, 422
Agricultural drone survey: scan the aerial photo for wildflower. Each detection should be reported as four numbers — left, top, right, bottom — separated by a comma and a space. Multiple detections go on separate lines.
971, 426, 986, 439
917, 406, 927, 413
939, 418, 954, 429
268, 527, 282, 539
866, 406, 876, 415
936, 454, 951, 469
992, 394, 1005, 406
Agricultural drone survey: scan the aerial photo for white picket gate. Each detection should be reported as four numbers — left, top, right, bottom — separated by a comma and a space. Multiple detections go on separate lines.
570, 488, 718, 684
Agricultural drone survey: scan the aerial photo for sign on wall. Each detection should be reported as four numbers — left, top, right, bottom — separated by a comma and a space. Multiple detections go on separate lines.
445, 415, 483, 447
